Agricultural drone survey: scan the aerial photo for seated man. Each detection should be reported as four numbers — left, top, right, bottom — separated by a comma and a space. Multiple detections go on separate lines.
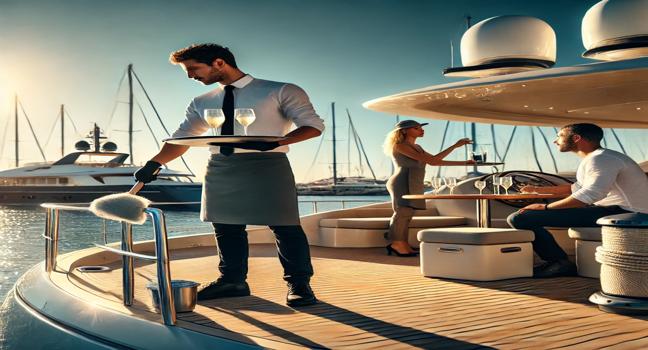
508, 123, 648, 278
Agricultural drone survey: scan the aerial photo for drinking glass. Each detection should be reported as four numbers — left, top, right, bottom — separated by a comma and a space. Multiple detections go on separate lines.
492, 176, 501, 195
474, 180, 486, 195
501, 176, 513, 195
234, 108, 256, 136
470, 146, 488, 164
431, 177, 443, 194
204, 109, 226, 136
444, 177, 457, 195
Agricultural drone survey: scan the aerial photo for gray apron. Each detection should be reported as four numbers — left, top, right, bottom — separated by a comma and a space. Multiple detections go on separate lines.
387, 145, 427, 210
201, 152, 300, 225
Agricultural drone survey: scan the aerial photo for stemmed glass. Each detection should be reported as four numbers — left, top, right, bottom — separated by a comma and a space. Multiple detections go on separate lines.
234, 108, 256, 136
204, 109, 226, 136
444, 177, 457, 195
474, 180, 486, 195
431, 177, 443, 194
501, 176, 513, 195
492, 176, 501, 195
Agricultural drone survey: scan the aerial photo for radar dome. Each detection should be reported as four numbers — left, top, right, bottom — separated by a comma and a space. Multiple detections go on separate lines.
101, 142, 118, 152
582, 0, 648, 60
444, 16, 556, 78
74, 140, 91, 151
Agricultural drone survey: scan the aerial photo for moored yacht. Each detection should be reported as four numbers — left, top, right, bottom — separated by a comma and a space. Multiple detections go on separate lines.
2, 1, 648, 348
0, 124, 201, 210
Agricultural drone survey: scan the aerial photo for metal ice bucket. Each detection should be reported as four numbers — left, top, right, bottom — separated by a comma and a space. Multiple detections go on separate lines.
147, 280, 199, 313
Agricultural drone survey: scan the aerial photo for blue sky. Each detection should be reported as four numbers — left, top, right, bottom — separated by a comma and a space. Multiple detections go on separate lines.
2, 0, 643, 181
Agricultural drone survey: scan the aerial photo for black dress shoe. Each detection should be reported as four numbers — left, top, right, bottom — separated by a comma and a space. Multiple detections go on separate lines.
533, 259, 577, 278
286, 282, 317, 307
197, 280, 250, 301
386, 244, 418, 257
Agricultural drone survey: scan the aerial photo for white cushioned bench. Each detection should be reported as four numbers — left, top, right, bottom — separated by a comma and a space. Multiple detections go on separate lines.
316, 208, 466, 248
418, 227, 535, 281
568, 227, 602, 279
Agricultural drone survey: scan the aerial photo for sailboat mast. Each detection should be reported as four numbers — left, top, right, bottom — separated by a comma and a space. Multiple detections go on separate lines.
60, 104, 65, 157
465, 15, 478, 173
14, 95, 18, 167
331, 102, 337, 186
128, 64, 134, 164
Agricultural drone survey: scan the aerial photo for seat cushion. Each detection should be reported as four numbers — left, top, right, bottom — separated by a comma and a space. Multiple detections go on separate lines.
417, 227, 534, 245
568, 227, 602, 241
319, 216, 466, 229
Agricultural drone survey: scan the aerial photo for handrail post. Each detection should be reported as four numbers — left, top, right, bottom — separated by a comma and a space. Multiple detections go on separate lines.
121, 222, 134, 306
147, 208, 176, 326
46, 208, 60, 273
44, 208, 52, 272
313, 201, 318, 214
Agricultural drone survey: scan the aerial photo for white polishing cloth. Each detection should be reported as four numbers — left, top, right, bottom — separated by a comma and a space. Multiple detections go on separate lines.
89, 193, 152, 225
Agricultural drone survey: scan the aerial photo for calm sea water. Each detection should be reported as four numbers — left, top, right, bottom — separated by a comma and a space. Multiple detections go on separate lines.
0, 195, 388, 301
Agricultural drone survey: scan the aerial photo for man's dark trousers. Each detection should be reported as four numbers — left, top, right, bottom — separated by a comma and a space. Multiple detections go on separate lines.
212, 223, 314, 283
507, 205, 629, 262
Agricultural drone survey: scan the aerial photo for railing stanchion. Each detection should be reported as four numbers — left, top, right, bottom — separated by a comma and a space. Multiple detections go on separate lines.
46, 209, 60, 273
148, 208, 176, 326
44, 208, 52, 272
121, 222, 135, 306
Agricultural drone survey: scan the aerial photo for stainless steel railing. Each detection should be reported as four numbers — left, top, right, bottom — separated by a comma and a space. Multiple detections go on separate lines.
41, 203, 177, 326
299, 199, 385, 214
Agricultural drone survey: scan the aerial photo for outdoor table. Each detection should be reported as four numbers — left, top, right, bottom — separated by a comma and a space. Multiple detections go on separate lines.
402, 193, 566, 228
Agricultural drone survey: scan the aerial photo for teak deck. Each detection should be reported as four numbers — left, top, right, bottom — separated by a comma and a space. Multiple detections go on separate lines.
56, 244, 648, 349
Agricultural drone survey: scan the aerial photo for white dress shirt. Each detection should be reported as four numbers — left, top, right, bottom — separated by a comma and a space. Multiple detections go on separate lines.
571, 148, 648, 213
172, 75, 325, 154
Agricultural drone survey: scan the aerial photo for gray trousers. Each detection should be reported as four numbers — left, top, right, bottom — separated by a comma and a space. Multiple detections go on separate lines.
388, 206, 415, 242
507, 205, 629, 263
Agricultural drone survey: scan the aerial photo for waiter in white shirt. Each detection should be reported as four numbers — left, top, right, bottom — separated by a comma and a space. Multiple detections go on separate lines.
134, 43, 324, 307
508, 123, 648, 278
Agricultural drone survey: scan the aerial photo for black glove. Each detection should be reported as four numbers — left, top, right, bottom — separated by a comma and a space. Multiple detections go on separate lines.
134, 160, 161, 183
210, 141, 280, 152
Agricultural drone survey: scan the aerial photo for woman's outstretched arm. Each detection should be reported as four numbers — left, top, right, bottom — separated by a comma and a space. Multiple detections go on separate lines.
422, 138, 473, 165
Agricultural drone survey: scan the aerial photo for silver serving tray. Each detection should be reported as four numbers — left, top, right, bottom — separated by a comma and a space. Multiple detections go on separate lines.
163, 135, 286, 147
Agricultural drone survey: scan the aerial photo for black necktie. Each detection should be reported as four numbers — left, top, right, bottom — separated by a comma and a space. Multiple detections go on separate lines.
220, 85, 235, 155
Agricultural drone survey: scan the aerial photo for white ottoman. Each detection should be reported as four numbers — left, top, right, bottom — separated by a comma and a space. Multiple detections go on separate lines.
417, 227, 535, 281
568, 227, 602, 279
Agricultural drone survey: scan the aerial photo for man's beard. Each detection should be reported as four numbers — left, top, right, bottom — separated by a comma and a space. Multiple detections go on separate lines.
558, 137, 577, 152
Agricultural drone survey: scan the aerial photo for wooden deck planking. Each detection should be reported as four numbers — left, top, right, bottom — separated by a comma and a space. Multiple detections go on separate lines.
58, 244, 648, 349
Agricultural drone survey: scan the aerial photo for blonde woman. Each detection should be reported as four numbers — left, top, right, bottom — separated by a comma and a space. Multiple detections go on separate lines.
384, 120, 473, 256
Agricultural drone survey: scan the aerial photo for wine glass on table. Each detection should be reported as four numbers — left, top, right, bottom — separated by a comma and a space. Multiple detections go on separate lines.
501, 176, 513, 195
204, 109, 225, 136
431, 177, 443, 194
444, 177, 457, 195
234, 108, 256, 136
492, 175, 501, 195
474, 180, 486, 195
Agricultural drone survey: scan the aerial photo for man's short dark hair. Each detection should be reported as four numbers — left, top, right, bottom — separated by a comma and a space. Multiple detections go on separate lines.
562, 123, 604, 144
169, 43, 238, 68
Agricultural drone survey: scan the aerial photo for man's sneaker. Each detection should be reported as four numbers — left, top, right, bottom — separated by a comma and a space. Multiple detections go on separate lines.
197, 280, 250, 301
286, 282, 317, 307
533, 259, 577, 278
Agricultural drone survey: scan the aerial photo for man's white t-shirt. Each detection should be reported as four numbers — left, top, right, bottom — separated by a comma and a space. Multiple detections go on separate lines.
571, 148, 648, 213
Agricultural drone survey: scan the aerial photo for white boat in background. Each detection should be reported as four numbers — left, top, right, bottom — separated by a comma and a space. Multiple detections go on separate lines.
0, 124, 201, 210
3, 1, 648, 348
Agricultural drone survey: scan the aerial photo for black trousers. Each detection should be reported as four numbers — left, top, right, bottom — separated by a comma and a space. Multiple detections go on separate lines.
507, 205, 629, 263
212, 223, 314, 284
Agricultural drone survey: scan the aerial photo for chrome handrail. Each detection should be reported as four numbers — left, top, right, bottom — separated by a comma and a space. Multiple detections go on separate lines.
41, 203, 176, 326
298, 199, 385, 213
